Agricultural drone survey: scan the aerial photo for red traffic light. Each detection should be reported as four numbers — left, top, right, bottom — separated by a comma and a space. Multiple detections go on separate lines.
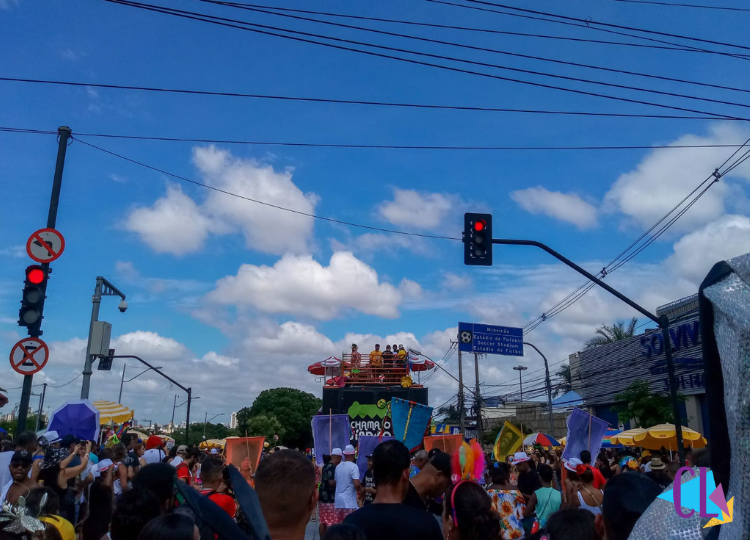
26, 266, 45, 285
474, 220, 486, 232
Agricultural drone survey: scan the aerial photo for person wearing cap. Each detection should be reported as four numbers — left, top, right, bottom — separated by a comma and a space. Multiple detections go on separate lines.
0, 450, 36, 506
403, 450, 452, 514
332, 445, 360, 523
512, 451, 541, 502
594, 473, 662, 540
170, 444, 187, 469
361, 454, 376, 505
142, 435, 166, 465
561, 457, 583, 507
0, 430, 38, 492
40, 514, 77, 540
644, 456, 671, 489
343, 440, 443, 540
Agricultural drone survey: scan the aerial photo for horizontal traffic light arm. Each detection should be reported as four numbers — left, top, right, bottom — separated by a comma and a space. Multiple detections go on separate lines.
490, 238, 659, 325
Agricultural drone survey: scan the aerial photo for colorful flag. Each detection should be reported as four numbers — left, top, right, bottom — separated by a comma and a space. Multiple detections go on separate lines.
493, 421, 523, 462
423, 434, 463, 455
311, 414, 352, 466
391, 398, 433, 452
561, 408, 608, 462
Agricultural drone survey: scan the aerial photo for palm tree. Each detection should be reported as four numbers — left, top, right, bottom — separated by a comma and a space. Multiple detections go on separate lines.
553, 364, 572, 397
584, 317, 638, 349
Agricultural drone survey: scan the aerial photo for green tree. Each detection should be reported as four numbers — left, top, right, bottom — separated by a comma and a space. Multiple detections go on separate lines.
435, 404, 461, 424
0, 416, 47, 439
585, 317, 638, 349
172, 422, 230, 446
235, 407, 252, 436
612, 380, 683, 427
553, 364, 572, 397
246, 414, 284, 440
249, 388, 321, 448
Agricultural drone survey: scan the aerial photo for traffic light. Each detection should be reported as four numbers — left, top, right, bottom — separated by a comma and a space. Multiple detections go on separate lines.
464, 213, 493, 266
19, 265, 48, 336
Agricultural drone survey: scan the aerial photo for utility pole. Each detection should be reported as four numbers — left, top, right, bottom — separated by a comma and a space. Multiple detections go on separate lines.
513, 366, 528, 401
523, 342, 554, 436
118, 363, 127, 404
34, 383, 47, 432
186, 387, 192, 446
474, 353, 482, 443
457, 348, 465, 433
171, 395, 177, 430
18, 126, 71, 433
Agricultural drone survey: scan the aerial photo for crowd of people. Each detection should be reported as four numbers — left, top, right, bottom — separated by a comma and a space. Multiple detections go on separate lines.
0, 427, 707, 540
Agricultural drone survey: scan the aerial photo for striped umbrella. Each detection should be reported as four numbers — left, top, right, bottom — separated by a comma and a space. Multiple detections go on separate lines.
93, 400, 134, 424
523, 432, 561, 447
609, 427, 646, 447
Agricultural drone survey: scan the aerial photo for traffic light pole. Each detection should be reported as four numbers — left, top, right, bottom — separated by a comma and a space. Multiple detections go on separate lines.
491, 238, 686, 465
105, 354, 192, 444
17, 126, 71, 433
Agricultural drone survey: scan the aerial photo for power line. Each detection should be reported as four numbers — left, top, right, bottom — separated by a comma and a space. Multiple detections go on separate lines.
199, 0, 742, 56
2, 77, 741, 122
100, 0, 745, 120
451, 0, 750, 52
600, 0, 750, 13
70, 136, 462, 240
8, 125, 750, 151
422, 0, 750, 61
522, 139, 750, 333
191, 0, 750, 98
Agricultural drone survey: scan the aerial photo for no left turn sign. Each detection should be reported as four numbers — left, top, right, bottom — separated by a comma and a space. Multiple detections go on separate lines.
9, 337, 49, 375
26, 228, 65, 264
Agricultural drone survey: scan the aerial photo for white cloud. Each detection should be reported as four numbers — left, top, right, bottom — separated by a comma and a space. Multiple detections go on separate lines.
194, 146, 318, 255
667, 214, 750, 284
603, 123, 750, 232
124, 147, 318, 256
399, 278, 423, 299
379, 189, 455, 230
206, 251, 401, 320
441, 272, 472, 291
510, 187, 598, 229
124, 184, 222, 255
0, 245, 26, 258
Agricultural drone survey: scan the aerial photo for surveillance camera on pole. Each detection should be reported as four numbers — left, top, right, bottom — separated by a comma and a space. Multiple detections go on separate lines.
118, 299, 128, 313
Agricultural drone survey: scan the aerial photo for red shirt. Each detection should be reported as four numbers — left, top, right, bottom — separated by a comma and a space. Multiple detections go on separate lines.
176, 463, 192, 485
200, 489, 237, 518
586, 464, 607, 489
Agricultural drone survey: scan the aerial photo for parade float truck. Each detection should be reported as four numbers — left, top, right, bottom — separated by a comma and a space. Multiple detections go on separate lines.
307, 350, 434, 441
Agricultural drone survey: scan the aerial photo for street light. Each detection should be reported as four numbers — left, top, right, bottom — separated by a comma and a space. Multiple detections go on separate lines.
81, 277, 127, 399
203, 412, 226, 438
171, 395, 200, 432
522, 342, 554, 436
118, 363, 162, 403
513, 365, 528, 402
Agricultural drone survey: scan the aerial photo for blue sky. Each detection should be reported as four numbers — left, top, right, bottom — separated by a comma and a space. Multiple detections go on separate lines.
2, 0, 750, 424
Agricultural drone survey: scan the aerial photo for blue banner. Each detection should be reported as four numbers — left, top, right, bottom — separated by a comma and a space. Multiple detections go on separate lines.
356, 435, 394, 480
312, 414, 351, 466
391, 398, 433, 452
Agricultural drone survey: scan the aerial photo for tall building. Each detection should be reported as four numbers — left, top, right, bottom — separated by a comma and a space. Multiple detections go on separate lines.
229, 411, 237, 429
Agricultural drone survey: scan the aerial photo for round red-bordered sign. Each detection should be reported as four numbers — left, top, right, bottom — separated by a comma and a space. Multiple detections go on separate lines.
26, 228, 65, 264
9, 337, 49, 375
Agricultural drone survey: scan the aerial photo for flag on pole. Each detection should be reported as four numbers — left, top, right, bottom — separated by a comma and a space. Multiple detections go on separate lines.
391, 398, 433, 452
493, 421, 523, 462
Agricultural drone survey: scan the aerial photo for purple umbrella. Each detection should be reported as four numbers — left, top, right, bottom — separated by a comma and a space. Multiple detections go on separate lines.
48, 399, 100, 441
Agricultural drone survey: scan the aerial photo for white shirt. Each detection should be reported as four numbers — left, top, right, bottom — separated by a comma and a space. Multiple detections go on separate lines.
0, 479, 11, 505
170, 456, 184, 468
0, 452, 12, 491
334, 460, 360, 509
142, 449, 165, 465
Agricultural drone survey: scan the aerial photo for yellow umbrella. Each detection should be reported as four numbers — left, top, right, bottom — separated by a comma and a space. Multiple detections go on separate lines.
199, 439, 225, 450
633, 424, 705, 450
558, 436, 566, 446
93, 400, 134, 424
609, 427, 646, 447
